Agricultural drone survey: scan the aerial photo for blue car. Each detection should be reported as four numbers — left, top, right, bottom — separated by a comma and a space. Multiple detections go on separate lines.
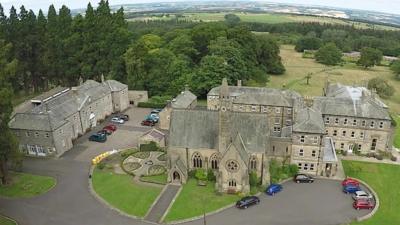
266, 184, 283, 196
343, 184, 361, 194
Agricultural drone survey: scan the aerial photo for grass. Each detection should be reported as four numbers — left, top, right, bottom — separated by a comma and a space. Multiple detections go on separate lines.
92, 167, 162, 218
164, 179, 241, 222
140, 173, 168, 184
0, 215, 17, 225
393, 116, 400, 148
266, 45, 400, 113
0, 172, 55, 198
342, 160, 400, 225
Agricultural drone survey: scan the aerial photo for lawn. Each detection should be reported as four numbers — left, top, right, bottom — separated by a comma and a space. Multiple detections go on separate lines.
164, 179, 240, 222
393, 116, 400, 148
92, 168, 162, 218
140, 173, 168, 184
0, 215, 17, 225
0, 172, 56, 198
267, 45, 400, 113
342, 160, 400, 225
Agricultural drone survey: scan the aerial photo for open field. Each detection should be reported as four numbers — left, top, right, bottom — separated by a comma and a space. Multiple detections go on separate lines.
92, 167, 162, 218
128, 12, 399, 30
164, 179, 240, 222
0, 172, 55, 198
267, 45, 400, 114
342, 160, 400, 225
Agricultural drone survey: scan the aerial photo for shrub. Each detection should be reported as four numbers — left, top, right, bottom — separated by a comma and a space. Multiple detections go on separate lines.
288, 164, 299, 177
342, 150, 348, 156
249, 171, 259, 187
120, 148, 138, 158
368, 77, 395, 99
375, 154, 384, 160
195, 169, 207, 181
97, 162, 106, 170
366, 152, 376, 158
137, 102, 166, 108
207, 169, 216, 182
188, 169, 196, 179
140, 141, 160, 152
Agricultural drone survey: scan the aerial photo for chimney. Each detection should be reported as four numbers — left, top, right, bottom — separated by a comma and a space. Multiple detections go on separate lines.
184, 84, 189, 92
101, 74, 105, 83
237, 80, 242, 87
79, 76, 83, 86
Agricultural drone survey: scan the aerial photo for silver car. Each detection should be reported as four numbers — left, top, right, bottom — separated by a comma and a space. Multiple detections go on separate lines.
352, 191, 373, 201
111, 117, 125, 124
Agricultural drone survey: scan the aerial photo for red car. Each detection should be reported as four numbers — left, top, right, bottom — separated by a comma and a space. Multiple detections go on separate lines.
103, 124, 117, 132
141, 120, 155, 126
353, 199, 374, 210
342, 178, 360, 187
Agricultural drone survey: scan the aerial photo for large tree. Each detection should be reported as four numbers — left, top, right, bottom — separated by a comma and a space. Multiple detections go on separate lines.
315, 43, 342, 66
357, 47, 383, 69
390, 60, 400, 80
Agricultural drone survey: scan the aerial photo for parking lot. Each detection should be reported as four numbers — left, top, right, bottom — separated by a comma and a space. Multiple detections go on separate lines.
65, 107, 154, 162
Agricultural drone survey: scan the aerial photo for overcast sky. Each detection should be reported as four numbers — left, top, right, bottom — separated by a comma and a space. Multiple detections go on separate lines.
1, 0, 400, 15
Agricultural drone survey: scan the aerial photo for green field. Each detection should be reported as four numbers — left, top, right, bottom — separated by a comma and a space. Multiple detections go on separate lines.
140, 173, 168, 184
164, 179, 240, 222
342, 160, 400, 225
267, 45, 400, 113
0, 172, 55, 198
0, 215, 17, 225
128, 12, 399, 30
394, 116, 400, 148
92, 168, 162, 218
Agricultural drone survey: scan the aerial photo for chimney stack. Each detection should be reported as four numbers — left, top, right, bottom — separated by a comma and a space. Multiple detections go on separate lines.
101, 74, 105, 83
79, 76, 83, 86
237, 80, 242, 87
184, 84, 189, 91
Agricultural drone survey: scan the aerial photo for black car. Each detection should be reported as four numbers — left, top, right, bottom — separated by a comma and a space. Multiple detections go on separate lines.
236, 196, 260, 209
118, 114, 129, 121
294, 174, 314, 183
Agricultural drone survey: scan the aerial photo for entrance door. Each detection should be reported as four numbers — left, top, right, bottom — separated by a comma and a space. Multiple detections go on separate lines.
173, 171, 181, 183
325, 163, 332, 177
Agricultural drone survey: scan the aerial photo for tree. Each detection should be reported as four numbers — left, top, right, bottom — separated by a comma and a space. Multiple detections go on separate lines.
249, 171, 259, 187
315, 43, 342, 66
357, 47, 383, 69
295, 36, 322, 52
305, 73, 312, 85
256, 35, 285, 74
224, 14, 240, 27
367, 78, 394, 98
390, 60, 400, 80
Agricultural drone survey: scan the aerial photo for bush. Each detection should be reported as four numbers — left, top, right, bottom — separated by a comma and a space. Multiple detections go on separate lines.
249, 171, 259, 187
188, 169, 196, 179
140, 141, 160, 152
288, 164, 299, 177
195, 169, 207, 181
207, 169, 216, 182
137, 101, 166, 108
375, 154, 384, 160
97, 162, 106, 170
315, 43, 342, 66
368, 77, 395, 99
120, 148, 138, 158
366, 152, 376, 158
391, 155, 397, 161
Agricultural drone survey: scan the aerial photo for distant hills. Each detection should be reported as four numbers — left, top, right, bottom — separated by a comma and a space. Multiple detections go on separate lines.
71, 1, 400, 27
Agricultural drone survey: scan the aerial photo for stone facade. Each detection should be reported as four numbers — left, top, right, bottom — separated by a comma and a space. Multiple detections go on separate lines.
10, 79, 129, 157
167, 79, 393, 193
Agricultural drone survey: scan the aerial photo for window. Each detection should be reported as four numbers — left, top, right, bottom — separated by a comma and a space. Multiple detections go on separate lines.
313, 136, 318, 144
370, 121, 375, 128
353, 119, 357, 126
251, 106, 257, 112
275, 107, 281, 114
310, 164, 315, 171
303, 163, 308, 170
325, 117, 330, 124
262, 107, 268, 113
340, 143, 344, 149
274, 118, 280, 125
210, 154, 219, 170
333, 130, 337, 136
250, 156, 257, 170
239, 106, 244, 111
192, 152, 203, 168
287, 108, 292, 114
228, 180, 237, 187
274, 126, 281, 132
34, 132, 39, 137
226, 160, 239, 172
342, 131, 346, 137
286, 147, 289, 154
300, 136, 305, 143
325, 130, 328, 135
59, 129, 63, 135
312, 150, 316, 157
344, 118, 348, 125
14, 131, 20, 137
371, 139, 377, 151
299, 149, 304, 157
298, 163, 302, 170
358, 144, 362, 150
26, 131, 31, 137
272, 146, 276, 154
360, 132, 364, 139
362, 120, 366, 126
379, 121, 384, 129
286, 119, 292, 125
335, 118, 339, 125
45, 133, 50, 138
351, 131, 355, 138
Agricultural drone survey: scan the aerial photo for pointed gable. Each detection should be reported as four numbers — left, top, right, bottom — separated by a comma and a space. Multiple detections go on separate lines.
222, 133, 249, 165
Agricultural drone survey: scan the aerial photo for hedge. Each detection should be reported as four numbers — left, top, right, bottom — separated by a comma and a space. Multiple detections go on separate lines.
137, 102, 166, 108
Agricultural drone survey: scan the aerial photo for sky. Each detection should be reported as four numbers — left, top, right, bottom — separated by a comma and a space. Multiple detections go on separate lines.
1, 0, 400, 15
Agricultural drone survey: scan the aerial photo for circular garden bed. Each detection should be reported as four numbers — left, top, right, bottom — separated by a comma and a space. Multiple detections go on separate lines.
148, 165, 166, 175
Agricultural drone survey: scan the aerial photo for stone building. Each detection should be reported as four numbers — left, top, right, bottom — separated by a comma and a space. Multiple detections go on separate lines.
159, 86, 197, 130
167, 78, 392, 193
9, 79, 129, 157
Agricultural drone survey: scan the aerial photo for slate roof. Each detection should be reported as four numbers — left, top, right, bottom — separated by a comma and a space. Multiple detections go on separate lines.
223, 133, 249, 164
169, 110, 269, 153
77, 80, 111, 102
323, 137, 338, 162
105, 80, 128, 92
293, 108, 325, 134
31, 86, 70, 103
141, 129, 165, 141
171, 90, 197, 109
9, 113, 67, 131
208, 86, 302, 107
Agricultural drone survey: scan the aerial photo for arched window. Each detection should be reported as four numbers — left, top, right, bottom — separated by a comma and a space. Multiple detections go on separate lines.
249, 156, 257, 171
226, 160, 239, 172
210, 154, 219, 169
228, 179, 237, 187
192, 152, 203, 168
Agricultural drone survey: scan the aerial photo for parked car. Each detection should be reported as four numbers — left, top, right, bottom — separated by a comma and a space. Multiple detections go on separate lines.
145, 115, 158, 123
265, 184, 283, 196
151, 109, 162, 114
118, 114, 129, 121
353, 199, 374, 210
141, 120, 155, 126
235, 196, 260, 209
352, 191, 373, 201
149, 113, 160, 121
89, 133, 107, 142
97, 129, 112, 135
343, 184, 361, 194
103, 124, 117, 132
342, 178, 360, 187
294, 174, 314, 183
111, 117, 125, 124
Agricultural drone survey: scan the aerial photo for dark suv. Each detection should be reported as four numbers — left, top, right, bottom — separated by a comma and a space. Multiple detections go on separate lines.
294, 174, 314, 183
236, 196, 260, 209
